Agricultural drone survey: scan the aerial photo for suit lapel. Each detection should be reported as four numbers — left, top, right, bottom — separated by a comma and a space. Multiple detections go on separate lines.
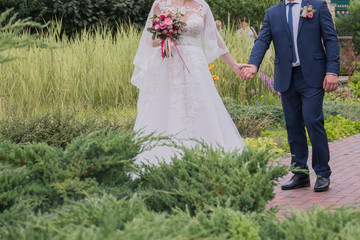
297, 0, 309, 38
280, 1, 291, 40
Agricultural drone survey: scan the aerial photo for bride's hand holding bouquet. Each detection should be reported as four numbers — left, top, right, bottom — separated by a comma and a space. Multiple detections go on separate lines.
147, 12, 186, 58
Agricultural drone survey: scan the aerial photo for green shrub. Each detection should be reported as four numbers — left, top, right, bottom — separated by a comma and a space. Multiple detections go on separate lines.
0, 110, 134, 149
335, 0, 360, 54
0, 130, 148, 223
206, 0, 279, 29
226, 104, 285, 137
138, 145, 288, 214
260, 115, 360, 152
226, 102, 360, 139
0, 0, 154, 36
2, 196, 360, 240
349, 72, 360, 97
258, 206, 360, 240
323, 102, 360, 121
0, 9, 49, 64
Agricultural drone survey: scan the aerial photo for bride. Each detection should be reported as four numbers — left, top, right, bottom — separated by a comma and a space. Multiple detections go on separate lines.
131, 0, 247, 165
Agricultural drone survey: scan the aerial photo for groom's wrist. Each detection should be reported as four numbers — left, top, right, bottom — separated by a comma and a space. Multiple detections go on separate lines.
326, 72, 338, 77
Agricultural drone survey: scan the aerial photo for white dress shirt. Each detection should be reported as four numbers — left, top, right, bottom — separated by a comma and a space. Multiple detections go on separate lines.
285, 0, 302, 67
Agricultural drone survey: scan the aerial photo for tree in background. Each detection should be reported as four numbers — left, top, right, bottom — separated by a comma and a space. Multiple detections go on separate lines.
335, 0, 360, 55
1, 0, 280, 36
206, 0, 280, 30
0, 0, 154, 36
0, 8, 48, 64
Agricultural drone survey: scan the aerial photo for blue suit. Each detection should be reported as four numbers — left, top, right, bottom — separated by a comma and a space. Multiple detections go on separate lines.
249, 0, 340, 177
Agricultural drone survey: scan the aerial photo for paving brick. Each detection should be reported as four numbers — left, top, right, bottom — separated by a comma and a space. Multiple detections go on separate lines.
266, 134, 360, 213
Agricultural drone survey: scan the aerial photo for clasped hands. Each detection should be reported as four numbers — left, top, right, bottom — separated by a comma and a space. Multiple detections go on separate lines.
232, 64, 258, 81
233, 64, 339, 93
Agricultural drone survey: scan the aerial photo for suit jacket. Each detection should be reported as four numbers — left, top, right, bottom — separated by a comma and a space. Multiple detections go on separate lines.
248, 0, 340, 92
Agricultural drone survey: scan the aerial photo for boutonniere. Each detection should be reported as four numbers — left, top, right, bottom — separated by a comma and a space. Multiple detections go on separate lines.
300, 4, 316, 19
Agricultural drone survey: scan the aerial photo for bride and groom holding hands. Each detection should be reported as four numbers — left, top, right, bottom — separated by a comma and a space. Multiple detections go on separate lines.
132, 0, 339, 193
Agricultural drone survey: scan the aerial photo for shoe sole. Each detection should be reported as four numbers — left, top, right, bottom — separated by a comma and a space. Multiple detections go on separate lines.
281, 182, 310, 190
314, 187, 329, 192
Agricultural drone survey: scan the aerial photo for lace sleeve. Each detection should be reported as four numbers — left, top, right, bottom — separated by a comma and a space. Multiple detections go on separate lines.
201, 2, 229, 64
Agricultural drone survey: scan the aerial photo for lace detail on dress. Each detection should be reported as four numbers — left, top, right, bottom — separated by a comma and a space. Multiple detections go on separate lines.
151, 0, 208, 138
157, 0, 205, 20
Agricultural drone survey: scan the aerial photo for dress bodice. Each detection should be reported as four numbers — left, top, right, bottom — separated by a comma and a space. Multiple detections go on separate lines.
157, 0, 205, 47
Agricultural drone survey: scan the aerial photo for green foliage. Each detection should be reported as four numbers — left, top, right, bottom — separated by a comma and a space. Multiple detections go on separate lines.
325, 115, 360, 141
323, 102, 360, 121
0, 0, 52, 23
0, 25, 141, 115
138, 145, 288, 214
335, 0, 360, 54
259, 206, 360, 240
1, 0, 154, 36
260, 115, 360, 152
0, 8, 48, 64
0, 110, 133, 149
226, 102, 360, 138
0, 130, 147, 224
349, 72, 360, 97
206, 0, 279, 29
244, 137, 285, 154
2, 195, 360, 240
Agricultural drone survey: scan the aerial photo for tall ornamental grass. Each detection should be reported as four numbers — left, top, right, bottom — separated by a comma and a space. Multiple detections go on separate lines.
0, 24, 275, 116
0, 24, 140, 116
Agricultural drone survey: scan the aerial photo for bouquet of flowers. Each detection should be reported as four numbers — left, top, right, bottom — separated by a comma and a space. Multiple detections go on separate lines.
147, 12, 187, 59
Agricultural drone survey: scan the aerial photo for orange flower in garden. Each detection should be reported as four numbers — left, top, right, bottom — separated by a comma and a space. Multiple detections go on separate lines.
260, 95, 264, 98
209, 64, 216, 71
213, 74, 219, 81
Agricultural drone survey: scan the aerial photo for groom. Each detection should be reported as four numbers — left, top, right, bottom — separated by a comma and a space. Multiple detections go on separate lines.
239, 0, 339, 192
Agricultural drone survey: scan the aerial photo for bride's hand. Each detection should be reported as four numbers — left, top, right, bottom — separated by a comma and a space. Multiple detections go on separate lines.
232, 63, 251, 76
152, 39, 162, 47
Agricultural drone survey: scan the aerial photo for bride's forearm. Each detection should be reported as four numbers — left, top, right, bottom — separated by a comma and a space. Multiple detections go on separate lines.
221, 53, 237, 70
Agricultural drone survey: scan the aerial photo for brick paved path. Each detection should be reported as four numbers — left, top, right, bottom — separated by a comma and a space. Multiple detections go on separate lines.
267, 134, 360, 212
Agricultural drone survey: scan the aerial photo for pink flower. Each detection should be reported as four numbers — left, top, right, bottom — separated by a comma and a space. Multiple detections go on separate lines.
302, 10, 308, 18
160, 23, 167, 30
160, 15, 166, 21
154, 24, 160, 31
169, 29, 174, 34
162, 30, 168, 36
164, 18, 173, 26
308, 12, 313, 18
154, 18, 160, 24
308, 7, 312, 11
177, 29, 182, 34
181, 26, 185, 30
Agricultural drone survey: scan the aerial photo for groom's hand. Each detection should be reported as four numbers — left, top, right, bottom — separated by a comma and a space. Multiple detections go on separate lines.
239, 64, 258, 81
323, 74, 339, 93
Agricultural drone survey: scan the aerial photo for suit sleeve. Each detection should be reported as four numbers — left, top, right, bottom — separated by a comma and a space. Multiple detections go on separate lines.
319, 1, 340, 76
248, 10, 272, 68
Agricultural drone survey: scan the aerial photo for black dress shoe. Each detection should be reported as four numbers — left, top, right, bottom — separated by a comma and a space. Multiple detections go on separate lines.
281, 175, 310, 190
314, 177, 330, 192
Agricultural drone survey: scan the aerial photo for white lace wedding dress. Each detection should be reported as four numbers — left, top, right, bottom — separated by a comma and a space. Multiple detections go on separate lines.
131, 0, 245, 165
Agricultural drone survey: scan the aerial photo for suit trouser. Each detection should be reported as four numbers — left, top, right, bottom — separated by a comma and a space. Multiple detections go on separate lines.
280, 66, 331, 178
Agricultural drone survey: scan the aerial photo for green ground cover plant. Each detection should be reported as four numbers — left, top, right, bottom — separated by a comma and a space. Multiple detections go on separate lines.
1, 194, 360, 240
0, 130, 291, 239
259, 115, 360, 152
